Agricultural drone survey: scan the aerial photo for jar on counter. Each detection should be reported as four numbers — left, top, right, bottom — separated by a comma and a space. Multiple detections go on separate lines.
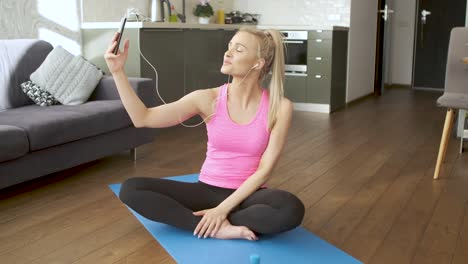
217, 9, 225, 24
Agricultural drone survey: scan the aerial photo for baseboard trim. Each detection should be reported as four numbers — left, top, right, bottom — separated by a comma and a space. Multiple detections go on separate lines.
387, 84, 411, 89
292, 103, 330, 113
412, 87, 444, 92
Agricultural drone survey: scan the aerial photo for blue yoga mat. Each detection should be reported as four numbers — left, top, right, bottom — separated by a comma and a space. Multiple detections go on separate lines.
109, 174, 362, 264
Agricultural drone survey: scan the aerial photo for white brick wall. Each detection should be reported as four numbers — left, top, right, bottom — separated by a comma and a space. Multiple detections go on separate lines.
232, 0, 350, 28
81, 0, 350, 28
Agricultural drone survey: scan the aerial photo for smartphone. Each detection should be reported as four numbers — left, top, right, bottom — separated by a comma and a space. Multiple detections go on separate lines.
113, 15, 127, 55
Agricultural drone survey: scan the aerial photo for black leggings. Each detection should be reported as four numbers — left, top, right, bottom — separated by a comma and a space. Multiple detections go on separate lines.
118, 177, 305, 235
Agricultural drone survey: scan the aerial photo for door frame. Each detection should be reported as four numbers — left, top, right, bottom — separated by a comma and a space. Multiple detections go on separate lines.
410, 0, 420, 90
374, 0, 386, 96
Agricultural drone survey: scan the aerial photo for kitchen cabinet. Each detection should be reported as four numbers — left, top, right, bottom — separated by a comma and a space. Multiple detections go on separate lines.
284, 75, 307, 103
184, 29, 228, 93
140, 28, 236, 104
308, 30, 333, 40
264, 75, 308, 103
307, 39, 333, 58
307, 73, 331, 103
307, 29, 348, 112
138, 27, 347, 113
140, 28, 185, 105
263, 73, 307, 103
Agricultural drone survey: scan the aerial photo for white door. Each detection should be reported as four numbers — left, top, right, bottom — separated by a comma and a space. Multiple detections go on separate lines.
347, 0, 379, 102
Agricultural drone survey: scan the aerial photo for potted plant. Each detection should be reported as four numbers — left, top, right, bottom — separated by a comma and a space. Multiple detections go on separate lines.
194, 0, 214, 24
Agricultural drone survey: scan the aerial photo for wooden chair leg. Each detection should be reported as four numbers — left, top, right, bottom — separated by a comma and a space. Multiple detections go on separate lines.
442, 110, 456, 160
434, 108, 455, 179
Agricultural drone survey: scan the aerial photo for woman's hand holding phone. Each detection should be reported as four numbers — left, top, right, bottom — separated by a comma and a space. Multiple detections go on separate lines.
104, 32, 130, 75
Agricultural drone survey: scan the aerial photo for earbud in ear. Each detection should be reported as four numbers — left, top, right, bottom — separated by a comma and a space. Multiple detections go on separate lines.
252, 63, 259, 69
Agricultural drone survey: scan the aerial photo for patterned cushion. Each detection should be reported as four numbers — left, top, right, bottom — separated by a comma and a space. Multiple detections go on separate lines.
20, 81, 60, 107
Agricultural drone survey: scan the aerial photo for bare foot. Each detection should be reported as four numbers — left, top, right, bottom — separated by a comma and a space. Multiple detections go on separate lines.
211, 219, 258, 241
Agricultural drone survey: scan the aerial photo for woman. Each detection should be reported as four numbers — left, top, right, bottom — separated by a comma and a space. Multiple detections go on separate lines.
104, 27, 305, 241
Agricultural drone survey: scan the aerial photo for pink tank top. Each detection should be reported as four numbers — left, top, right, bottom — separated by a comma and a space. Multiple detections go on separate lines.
199, 83, 271, 189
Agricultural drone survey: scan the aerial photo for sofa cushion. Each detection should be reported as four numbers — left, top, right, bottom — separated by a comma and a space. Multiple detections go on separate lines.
30, 46, 104, 105
0, 100, 132, 151
0, 125, 29, 162
0, 39, 53, 109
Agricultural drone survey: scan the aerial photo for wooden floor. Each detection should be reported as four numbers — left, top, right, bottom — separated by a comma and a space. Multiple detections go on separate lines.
1, 87, 468, 264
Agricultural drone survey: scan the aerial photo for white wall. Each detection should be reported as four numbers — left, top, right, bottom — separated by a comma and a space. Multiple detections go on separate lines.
82, 0, 351, 28
82, 0, 234, 24
346, 0, 378, 103
232, 0, 350, 28
0, 0, 82, 55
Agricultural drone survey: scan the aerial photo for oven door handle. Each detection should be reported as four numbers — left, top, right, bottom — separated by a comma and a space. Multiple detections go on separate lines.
283, 40, 305, 44
285, 72, 308, 76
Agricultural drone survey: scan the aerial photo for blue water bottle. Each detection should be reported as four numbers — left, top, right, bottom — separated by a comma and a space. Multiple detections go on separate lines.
250, 254, 260, 264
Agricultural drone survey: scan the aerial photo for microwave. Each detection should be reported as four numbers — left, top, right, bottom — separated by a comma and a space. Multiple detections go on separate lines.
281, 31, 308, 75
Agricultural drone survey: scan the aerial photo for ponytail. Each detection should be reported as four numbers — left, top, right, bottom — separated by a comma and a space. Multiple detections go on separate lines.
238, 27, 286, 131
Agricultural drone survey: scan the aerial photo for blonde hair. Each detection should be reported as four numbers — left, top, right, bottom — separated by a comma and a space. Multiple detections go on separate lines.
237, 27, 286, 131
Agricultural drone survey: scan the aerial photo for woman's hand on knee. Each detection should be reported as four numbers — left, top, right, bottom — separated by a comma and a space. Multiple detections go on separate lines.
193, 207, 228, 239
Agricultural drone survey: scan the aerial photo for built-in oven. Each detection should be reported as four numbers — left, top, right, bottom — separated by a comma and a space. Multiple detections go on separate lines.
281, 31, 308, 76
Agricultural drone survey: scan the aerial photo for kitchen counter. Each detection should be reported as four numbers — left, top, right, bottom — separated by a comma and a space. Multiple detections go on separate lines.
81, 22, 348, 31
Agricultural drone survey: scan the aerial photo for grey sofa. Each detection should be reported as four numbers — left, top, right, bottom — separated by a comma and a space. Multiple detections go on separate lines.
0, 39, 158, 189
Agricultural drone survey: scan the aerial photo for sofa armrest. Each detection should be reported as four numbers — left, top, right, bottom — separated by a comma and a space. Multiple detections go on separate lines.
89, 75, 158, 107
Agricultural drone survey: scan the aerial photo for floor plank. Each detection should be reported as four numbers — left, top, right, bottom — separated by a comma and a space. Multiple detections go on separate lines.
316, 118, 433, 245
71, 227, 153, 264
112, 241, 175, 264
367, 143, 458, 263
411, 155, 468, 264
29, 214, 141, 264
0, 194, 118, 255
